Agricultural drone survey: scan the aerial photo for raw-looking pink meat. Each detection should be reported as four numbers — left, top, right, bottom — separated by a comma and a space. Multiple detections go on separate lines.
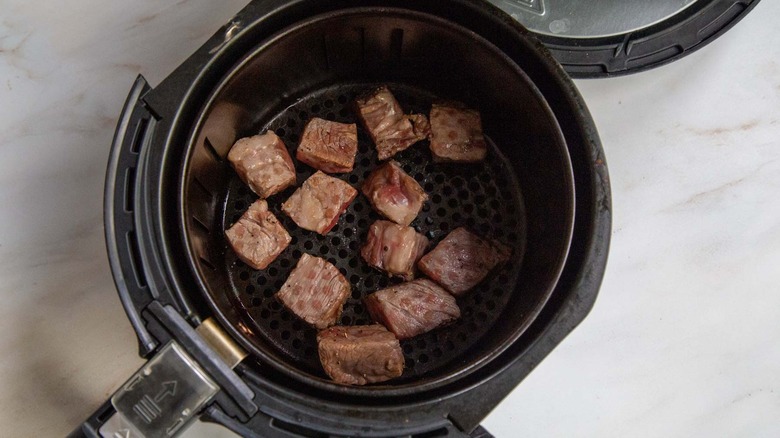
227, 131, 296, 198
317, 325, 405, 385
275, 253, 350, 329
361, 220, 429, 280
418, 227, 510, 295
355, 86, 430, 160
364, 278, 460, 339
296, 117, 358, 173
281, 171, 357, 235
225, 199, 291, 270
362, 160, 427, 226
429, 103, 487, 163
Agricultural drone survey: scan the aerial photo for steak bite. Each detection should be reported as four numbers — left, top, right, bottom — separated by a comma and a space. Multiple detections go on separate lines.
227, 131, 296, 198
361, 160, 427, 226
361, 220, 428, 280
276, 253, 350, 329
317, 325, 404, 385
296, 118, 358, 173
355, 86, 430, 160
418, 227, 511, 296
364, 279, 460, 340
428, 103, 487, 163
281, 171, 357, 235
225, 199, 291, 270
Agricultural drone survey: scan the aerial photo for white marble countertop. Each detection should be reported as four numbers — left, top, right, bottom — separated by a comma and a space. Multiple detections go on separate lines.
1, 1, 778, 436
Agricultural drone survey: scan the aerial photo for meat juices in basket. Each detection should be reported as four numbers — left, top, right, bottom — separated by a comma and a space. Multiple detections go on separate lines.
224, 85, 520, 385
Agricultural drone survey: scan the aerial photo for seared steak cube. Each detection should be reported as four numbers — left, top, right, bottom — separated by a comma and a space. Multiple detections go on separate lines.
429, 103, 487, 162
227, 131, 296, 198
296, 118, 358, 173
317, 325, 404, 385
418, 227, 510, 295
276, 253, 350, 329
362, 160, 427, 226
281, 171, 357, 235
365, 279, 460, 339
225, 199, 291, 270
361, 220, 428, 280
355, 86, 430, 160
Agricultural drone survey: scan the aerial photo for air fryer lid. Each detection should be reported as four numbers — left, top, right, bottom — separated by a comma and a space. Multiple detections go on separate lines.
181, 7, 575, 395
490, 0, 761, 77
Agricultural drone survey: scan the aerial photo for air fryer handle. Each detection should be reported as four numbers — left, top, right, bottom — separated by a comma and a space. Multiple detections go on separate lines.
67, 340, 224, 438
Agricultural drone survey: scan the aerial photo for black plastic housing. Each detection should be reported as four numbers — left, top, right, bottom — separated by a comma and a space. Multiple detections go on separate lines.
99, 0, 611, 436
536, 0, 760, 77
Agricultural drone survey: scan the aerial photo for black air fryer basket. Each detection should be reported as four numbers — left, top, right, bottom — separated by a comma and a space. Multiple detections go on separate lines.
77, 1, 611, 437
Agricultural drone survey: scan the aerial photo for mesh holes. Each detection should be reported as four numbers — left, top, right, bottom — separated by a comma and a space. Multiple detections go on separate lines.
221, 84, 525, 380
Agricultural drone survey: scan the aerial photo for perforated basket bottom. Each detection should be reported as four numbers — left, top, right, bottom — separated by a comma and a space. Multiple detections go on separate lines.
221, 83, 526, 382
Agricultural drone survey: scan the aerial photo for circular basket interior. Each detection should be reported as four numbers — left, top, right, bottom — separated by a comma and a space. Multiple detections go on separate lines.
180, 8, 574, 394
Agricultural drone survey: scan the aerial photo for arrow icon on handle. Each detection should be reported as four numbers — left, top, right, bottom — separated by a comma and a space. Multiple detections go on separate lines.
154, 381, 177, 402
